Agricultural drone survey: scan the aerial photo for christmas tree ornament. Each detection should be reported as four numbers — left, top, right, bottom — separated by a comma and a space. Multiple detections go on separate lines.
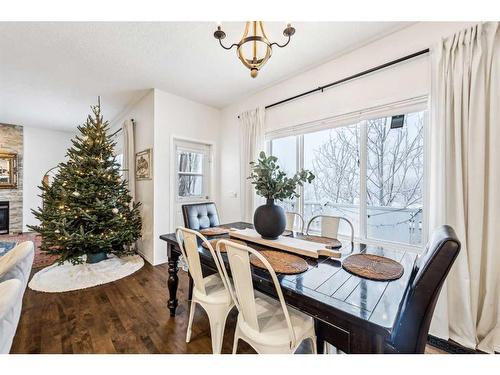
29, 99, 142, 265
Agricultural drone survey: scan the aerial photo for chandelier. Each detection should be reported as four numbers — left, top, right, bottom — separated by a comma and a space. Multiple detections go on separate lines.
213, 21, 296, 78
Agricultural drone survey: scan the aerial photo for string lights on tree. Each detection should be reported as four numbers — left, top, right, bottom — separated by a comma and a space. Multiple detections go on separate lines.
29, 99, 142, 265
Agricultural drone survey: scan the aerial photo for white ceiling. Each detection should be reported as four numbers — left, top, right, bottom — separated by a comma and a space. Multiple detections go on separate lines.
0, 22, 411, 131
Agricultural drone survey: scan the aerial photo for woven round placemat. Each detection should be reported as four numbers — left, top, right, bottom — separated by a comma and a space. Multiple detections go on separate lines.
199, 227, 230, 236
202, 239, 246, 252
250, 250, 309, 275
296, 234, 342, 249
342, 254, 404, 281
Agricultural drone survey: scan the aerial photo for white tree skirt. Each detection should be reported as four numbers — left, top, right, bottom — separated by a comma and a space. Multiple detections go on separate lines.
28, 254, 144, 293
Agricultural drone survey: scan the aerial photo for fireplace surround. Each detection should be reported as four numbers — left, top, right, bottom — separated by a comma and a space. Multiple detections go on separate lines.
0, 201, 9, 234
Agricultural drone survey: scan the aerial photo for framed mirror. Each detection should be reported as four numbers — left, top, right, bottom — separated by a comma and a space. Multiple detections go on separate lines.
0, 152, 18, 189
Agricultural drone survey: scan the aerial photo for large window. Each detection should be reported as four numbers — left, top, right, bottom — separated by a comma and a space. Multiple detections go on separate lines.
269, 135, 298, 213
269, 108, 425, 247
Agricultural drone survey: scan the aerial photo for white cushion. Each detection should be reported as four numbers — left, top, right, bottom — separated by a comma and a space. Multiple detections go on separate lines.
0, 241, 34, 288
0, 241, 35, 353
0, 279, 23, 353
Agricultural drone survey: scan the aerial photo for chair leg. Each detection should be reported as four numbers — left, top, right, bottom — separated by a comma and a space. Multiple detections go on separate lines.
232, 336, 239, 354
310, 336, 318, 354
206, 304, 232, 354
186, 300, 196, 343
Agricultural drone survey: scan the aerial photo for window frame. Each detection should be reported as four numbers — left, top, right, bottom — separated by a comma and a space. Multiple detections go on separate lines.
175, 142, 211, 202
267, 96, 428, 252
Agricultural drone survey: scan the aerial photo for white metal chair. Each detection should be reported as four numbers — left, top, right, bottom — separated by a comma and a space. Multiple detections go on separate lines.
216, 240, 317, 354
306, 215, 354, 243
175, 227, 234, 354
285, 212, 305, 235
0, 279, 23, 353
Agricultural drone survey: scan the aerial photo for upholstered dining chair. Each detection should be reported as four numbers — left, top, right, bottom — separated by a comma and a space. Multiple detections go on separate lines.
306, 215, 354, 243
383, 225, 461, 353
0, 279, 23, 353
216, 239, 317, 354
175, 227, 234, 354
182, 202, 220, 231
285, 212, 305, 235
181, 202, 221, 299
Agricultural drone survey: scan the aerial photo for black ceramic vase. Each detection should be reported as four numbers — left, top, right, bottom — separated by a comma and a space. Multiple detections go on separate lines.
86, 252, 108, 264
253, 198, 286, 240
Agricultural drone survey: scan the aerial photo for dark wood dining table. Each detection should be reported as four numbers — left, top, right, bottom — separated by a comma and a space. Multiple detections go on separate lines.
159, 221, 418, 354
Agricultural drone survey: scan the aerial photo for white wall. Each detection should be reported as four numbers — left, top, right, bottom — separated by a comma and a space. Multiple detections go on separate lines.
111, 88, 221, 265
153, 88, 221, 265
111, 90, 155, 264
218, 22, 474, 223
22, 126, 74, 231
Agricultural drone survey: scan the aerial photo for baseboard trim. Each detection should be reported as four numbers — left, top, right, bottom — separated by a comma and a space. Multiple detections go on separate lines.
427, 335, 479, 354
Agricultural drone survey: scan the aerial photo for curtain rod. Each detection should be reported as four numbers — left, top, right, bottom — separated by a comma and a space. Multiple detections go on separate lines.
237, 48, 430, 119
109, 118, 135, 137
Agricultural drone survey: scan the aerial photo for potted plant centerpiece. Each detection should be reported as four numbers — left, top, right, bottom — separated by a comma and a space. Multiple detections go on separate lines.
248, 151, 315, 240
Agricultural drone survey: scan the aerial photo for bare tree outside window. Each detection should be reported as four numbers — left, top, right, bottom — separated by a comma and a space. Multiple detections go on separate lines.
304, 124, 360, 236
272, 110, 425, 245
365, 112, 424, 244
366, 114, 424, 208
178, 151, 203, 197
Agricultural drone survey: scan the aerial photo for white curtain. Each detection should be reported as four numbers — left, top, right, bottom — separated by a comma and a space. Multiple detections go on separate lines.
122, 119, 136, 202
429, 22, 500, 353
239, 107, 265, 222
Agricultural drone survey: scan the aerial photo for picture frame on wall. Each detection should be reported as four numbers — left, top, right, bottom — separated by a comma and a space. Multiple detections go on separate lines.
0, 152, 18, 189
135, 148, 152, 180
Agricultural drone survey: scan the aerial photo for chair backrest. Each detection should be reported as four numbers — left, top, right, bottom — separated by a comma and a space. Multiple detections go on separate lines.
175, 227, 228, 296
0, 241, 34, 288
182, 202, 220, 230
389, 225, 461, 353
306, 215, 354, 242
0, 279, 23, 354
216, 240, 297, 348
285, 212, 304, 234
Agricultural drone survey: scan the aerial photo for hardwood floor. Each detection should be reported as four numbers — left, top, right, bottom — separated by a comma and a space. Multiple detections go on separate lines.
11, 262, 447, 354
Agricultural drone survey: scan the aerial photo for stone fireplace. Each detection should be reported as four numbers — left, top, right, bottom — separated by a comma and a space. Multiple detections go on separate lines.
0, 201, 8, 234
0, 124, 23, 234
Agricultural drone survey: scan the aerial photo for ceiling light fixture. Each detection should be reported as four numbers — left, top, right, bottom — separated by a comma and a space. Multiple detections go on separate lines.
213, 21, 295, 78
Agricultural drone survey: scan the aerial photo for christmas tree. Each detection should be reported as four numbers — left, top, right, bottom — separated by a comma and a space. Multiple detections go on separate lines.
29, 100, 142, 265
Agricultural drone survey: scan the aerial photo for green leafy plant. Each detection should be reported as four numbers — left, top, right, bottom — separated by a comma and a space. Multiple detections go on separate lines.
248, 151, 315, 201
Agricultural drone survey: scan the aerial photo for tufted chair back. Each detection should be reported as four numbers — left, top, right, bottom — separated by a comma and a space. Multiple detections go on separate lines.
182, 202, 220, 230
